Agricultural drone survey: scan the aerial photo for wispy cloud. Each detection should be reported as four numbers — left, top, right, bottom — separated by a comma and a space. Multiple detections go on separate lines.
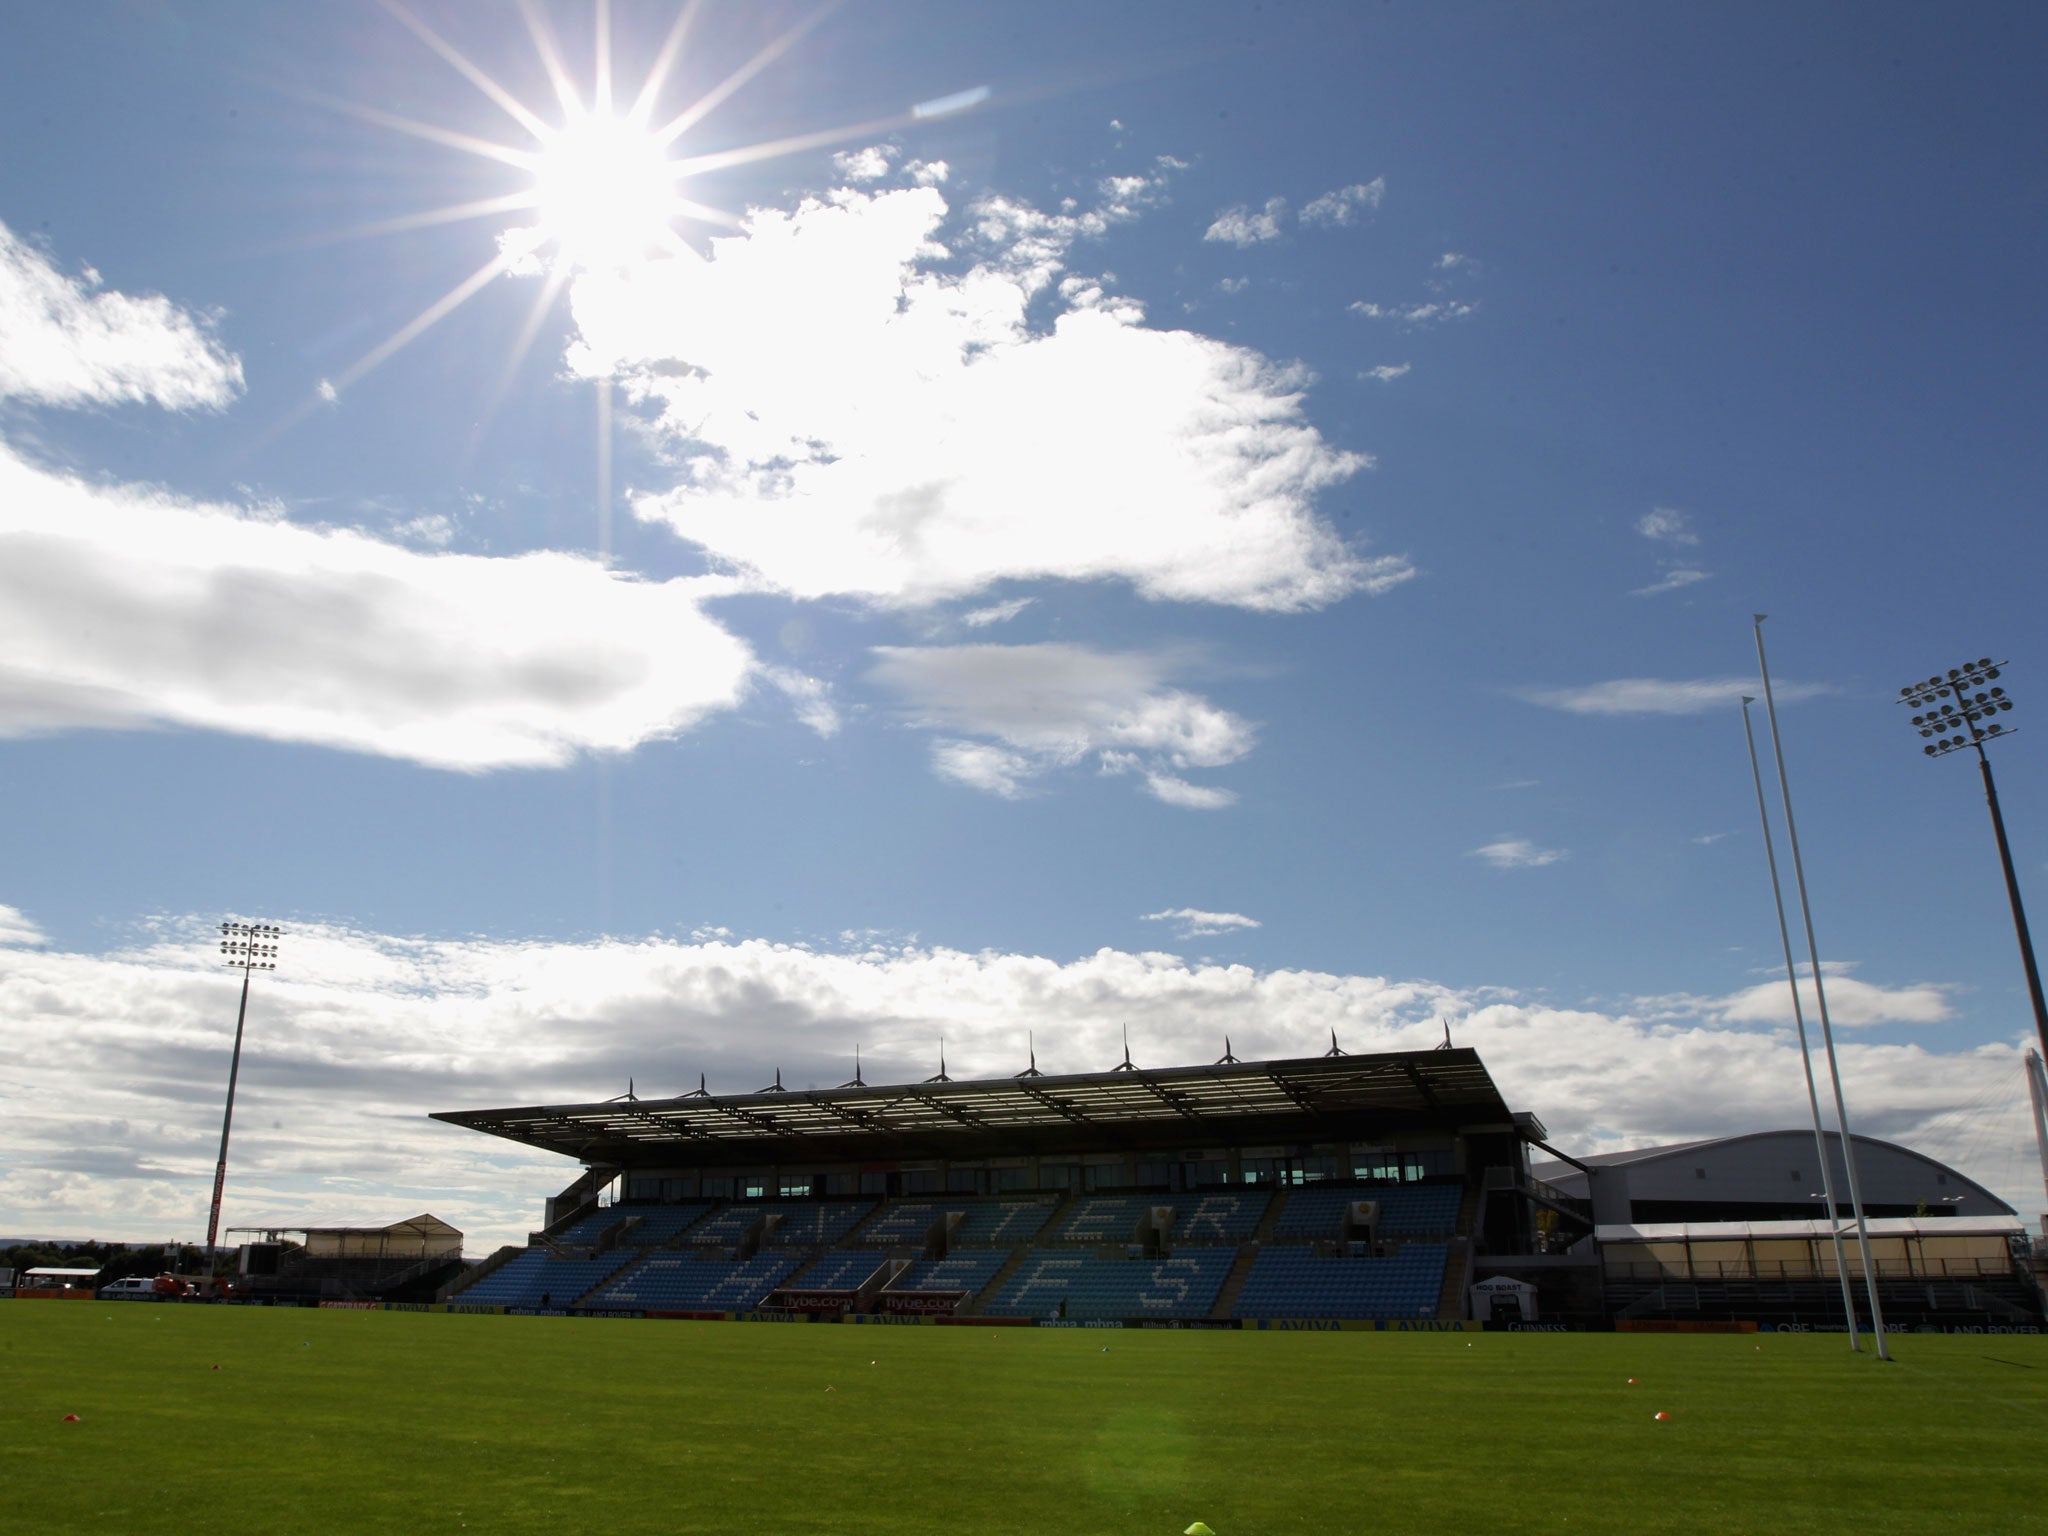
959, 597, 1036, 628
1637, 506, 1699, 545
0, 903, 48, 947
1141, 907, 1261, 937
1632, 506, 1710, 595
591, 179, 1406, 612
1519, 677, 1829, 716
0, 443, 755, 769
1299, 179, 1384, 228
1631, 568, 1712, 597
870, 642, 1252, 807
1204, 197, 1288, 247
1471, 838, 1568, 869
1361, 363, 1411, 382
1349, 299, 1477, 326
0, 222, 243, 411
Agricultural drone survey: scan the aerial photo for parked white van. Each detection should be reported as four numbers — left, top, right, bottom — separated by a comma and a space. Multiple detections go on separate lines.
98, 1276, 158, 1300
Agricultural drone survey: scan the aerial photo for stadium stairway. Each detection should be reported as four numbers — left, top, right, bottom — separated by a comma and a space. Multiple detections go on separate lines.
956, 1191, 1080, 1315
1207, 1188, 1291, 1318
1208, 1246, 1261, 1319
440, 1244, 525, 1301
1435, 1241, 1470, 1320
954, 1247, 1033, 1316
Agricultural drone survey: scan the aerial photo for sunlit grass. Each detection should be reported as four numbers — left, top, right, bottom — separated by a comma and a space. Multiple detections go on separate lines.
2, 1305, 2042, 1535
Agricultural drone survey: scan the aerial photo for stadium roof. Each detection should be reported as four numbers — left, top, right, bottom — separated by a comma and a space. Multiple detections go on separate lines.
433, 1047, 1536, 1169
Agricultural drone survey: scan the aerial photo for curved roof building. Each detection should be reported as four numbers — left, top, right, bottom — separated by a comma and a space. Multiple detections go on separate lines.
1529, 1129, 2014, 1227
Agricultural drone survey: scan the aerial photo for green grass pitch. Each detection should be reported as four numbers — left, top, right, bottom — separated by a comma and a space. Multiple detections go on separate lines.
3, 1304, 2043, 1535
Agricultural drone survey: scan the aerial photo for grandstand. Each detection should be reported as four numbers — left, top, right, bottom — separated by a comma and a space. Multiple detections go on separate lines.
430, 1048, 2044, 1330
432, 1047, 1547, 1323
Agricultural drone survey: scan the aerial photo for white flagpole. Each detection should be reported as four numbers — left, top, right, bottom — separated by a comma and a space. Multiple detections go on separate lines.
1742, 695, 1861, 1346
1752, 615, 1890, 1360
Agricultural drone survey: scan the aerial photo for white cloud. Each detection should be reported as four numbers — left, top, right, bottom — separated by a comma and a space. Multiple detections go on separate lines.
1204, 197, 1289, 247
832, 145, 894, 181
1638, 506, 1699, 545
1361, 363, 1411, 382
0, 222, 244, 411
1693, 832, 1730, 845
1299, 179, 1385, 228
1632, 508, 1709, 595
579, 181, 1403, 612
762, 666, 840, 738
1435, 251, 1476, 271
1471, 838, 1568, 869
1143, 771, 1236, 809
1217, 276, 1249, 294
869, 642, 1252, 805
1142, 907, 1260, 937
1631, 568, 1712, 597
1520, 677, 1830, 717
0, 903, 48, 947
931, 739, 1036, 798
1706, 972, 1952, 1028
1349, 299, 1478, 325
959, 597, 1035, 628
3, 920, 2035, 1248
0, 442, 755, 769
390, 512, 457, 548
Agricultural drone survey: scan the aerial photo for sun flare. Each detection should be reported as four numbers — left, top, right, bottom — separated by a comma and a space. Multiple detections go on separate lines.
303, 0, 942, 428
531, 109, 682, 274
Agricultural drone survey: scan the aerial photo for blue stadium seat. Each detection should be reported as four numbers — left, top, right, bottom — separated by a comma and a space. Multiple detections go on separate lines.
1170, 1191, 1271, 1243
585, 1250, 804, 1311
549, 1208, 622, 1244
789, 1250, 889, 1290
764, 1201, 877, 1246
856, 1201, 940, 1246
985, 1249, 1235, 1320
890, 1252, 1009, 1296
1055, 1196, 1161, 1245
454, 1249, 636, 1307
949, 1199, 1060, 1247
1231, 1243, 1449, 1319
614, 1203, 714, 1244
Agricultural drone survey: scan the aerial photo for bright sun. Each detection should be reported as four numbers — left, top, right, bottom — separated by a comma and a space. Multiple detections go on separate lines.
314, 1, 934, 409
531, 110, 681, 274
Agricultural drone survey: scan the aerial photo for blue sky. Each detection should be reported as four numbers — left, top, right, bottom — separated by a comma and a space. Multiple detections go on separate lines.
3, 2, 2046, 1249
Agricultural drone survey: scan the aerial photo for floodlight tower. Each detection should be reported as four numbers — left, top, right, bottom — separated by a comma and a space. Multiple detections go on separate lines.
206, 921, 281, 1272
1897, 660, 2048, 1062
